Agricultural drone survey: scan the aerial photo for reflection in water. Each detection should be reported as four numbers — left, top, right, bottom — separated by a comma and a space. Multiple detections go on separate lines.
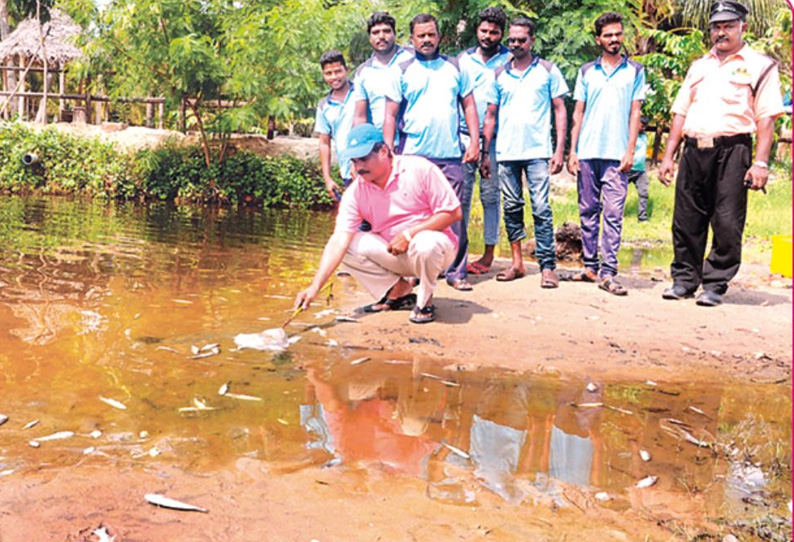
0, 197, 789, 528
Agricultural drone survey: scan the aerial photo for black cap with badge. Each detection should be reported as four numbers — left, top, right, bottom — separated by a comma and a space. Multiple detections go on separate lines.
709, 1, 749, 23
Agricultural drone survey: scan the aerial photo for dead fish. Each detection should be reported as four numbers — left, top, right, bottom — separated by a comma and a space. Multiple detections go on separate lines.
639, 450, 652, 462
586, 382, 599, 392
606, 405, 633, 415
327, 339, 339, 347
335, 316, 358, 323
681, 430, 711, 448
594, 492, 611, 502
156, 346, 180, 353
636, 475, 658, 488
0, 469, 14, 476
92, 526, 114, 542
574, 402, 604, 408
687, 406, 708, 417
0, 414, 8, 427
276, 418, 289, 426
34, 431, 75, 442
28, 440, 41, 448
439, 379, 460, 388
22, 419, 39, 430
234, 329, 290, 351
99, 396, 127, 410
645, 380, 657, 387
172, 299, 193, 305
442, 442, 470, 459
227, 392, 263, 404
90, 430, 102, 439
350, 357, 370, 366
144, 493, 208, 513
190, 344, 220, 360
178, 406, 218, 414
83, 447, 95, 455
192, 397, 213, 410
218, 382, 230, 396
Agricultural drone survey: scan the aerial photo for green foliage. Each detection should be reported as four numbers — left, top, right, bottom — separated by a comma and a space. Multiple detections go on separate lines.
0, 121, 135, 195
0, 122, 333, 208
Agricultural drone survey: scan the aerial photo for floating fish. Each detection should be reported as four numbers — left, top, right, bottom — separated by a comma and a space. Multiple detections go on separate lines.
0, 414, 8, 427
442, 442, 470, 459
34, 431, 75, 442
99, 396, 127, 410
22, 419, 39, 430
218, 382, 230, 396
639, 450, 652, 462
645, 380, 657, 387
224, 392, 262, 402
0, 469, 14, 476
234, 329, 296, 351
144, 493, 207, 513
574, 402, 604, 408
606, 405, 633, 415
28, 440, 40, 448
636, 476, 658, 488
350, 357, 370, 366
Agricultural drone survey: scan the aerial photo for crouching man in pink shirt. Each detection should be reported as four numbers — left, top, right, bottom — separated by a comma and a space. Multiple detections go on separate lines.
295, 124, 461, 324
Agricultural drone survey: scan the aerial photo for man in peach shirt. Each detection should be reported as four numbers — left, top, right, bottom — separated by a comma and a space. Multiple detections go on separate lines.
659, 1, 785, 307
295, 123, 461, 324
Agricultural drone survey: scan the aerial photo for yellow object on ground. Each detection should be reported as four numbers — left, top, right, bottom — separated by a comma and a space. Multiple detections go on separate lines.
770, 235, 793, 277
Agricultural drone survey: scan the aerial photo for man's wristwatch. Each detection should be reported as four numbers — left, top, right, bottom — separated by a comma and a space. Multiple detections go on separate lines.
753, 160, 769, 169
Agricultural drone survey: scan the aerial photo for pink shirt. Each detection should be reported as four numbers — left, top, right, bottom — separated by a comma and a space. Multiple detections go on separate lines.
672, 45, 785, 138
335, 155, 460, 247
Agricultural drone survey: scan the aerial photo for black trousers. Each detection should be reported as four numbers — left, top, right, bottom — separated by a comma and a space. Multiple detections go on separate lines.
671, 136, 752, 294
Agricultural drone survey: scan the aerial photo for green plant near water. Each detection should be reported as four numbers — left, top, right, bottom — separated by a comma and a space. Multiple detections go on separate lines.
0, 122, 335, 208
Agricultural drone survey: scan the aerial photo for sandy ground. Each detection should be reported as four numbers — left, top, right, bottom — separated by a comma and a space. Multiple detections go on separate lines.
326, 259, 792, 385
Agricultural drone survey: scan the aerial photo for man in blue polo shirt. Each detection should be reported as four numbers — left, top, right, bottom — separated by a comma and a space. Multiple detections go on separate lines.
567, 11, 645, 296
481, 17, 568, 288
314, 50, 357, 199
457, 7, 511, 276
383, 13, 480, 292
352, 11, 414, 130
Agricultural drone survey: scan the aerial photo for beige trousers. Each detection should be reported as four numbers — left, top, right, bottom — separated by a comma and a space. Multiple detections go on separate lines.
341, 231, 456, 309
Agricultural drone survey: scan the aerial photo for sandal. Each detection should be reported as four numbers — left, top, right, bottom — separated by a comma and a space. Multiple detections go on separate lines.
449, 278, 473, 291
559, 269, 598, 283
410, 305, 436, 324
361, 293, 417, 313
495, 267, 525, 282
598, 276, 628, 296
466, 261, 491, 275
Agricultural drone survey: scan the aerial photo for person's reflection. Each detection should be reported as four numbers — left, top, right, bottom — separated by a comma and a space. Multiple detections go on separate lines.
304, 365, 441, 476
547, 384, 603, 488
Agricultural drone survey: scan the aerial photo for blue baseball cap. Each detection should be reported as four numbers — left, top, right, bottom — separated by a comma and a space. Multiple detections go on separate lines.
341, 123, 384, 162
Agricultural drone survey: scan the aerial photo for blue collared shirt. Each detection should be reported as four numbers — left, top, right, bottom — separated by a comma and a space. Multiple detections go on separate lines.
488, 57, 569, 161
386, 53, 474, 160
314, 81, 357, 179
573, 55, 646, 161
352, 46, 414, 130
457, 45, 511, 133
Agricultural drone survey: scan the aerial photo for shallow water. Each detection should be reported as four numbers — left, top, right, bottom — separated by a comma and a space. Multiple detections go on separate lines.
0, 197, 789, 531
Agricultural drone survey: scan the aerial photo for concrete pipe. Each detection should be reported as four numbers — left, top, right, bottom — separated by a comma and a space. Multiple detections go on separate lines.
22, 153, 39, 166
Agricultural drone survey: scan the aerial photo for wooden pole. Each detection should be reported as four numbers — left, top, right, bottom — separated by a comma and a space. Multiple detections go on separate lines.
17, 54, 24, 119
145, 100, 154, 128
58, 68, 65, 121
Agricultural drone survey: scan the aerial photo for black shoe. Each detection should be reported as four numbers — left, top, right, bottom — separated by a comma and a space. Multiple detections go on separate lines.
696, 290, 722, 307
662, 284, 694, 300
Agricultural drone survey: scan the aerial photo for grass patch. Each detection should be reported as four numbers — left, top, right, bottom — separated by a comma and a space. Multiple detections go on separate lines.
468, 166, 792, 268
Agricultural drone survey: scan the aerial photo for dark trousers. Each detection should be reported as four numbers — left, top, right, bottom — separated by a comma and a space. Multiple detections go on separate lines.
429, 158, 467, 283
671, 136, 752, 294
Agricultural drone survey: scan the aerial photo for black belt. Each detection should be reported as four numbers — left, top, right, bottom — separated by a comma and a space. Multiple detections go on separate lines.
685, 134, 752, 149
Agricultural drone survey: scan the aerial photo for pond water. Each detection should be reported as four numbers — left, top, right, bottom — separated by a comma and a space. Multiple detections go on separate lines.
0, 197, 789, 534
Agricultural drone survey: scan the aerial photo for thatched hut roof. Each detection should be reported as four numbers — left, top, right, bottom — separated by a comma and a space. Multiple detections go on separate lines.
0, 9, 83, 66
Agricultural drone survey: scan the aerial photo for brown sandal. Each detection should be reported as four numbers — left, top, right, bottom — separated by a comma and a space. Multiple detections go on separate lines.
495, 267, 525, 282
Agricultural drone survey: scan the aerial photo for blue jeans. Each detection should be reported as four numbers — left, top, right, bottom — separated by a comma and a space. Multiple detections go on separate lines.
498, 159, 556, 271
461, 137, 500, 246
